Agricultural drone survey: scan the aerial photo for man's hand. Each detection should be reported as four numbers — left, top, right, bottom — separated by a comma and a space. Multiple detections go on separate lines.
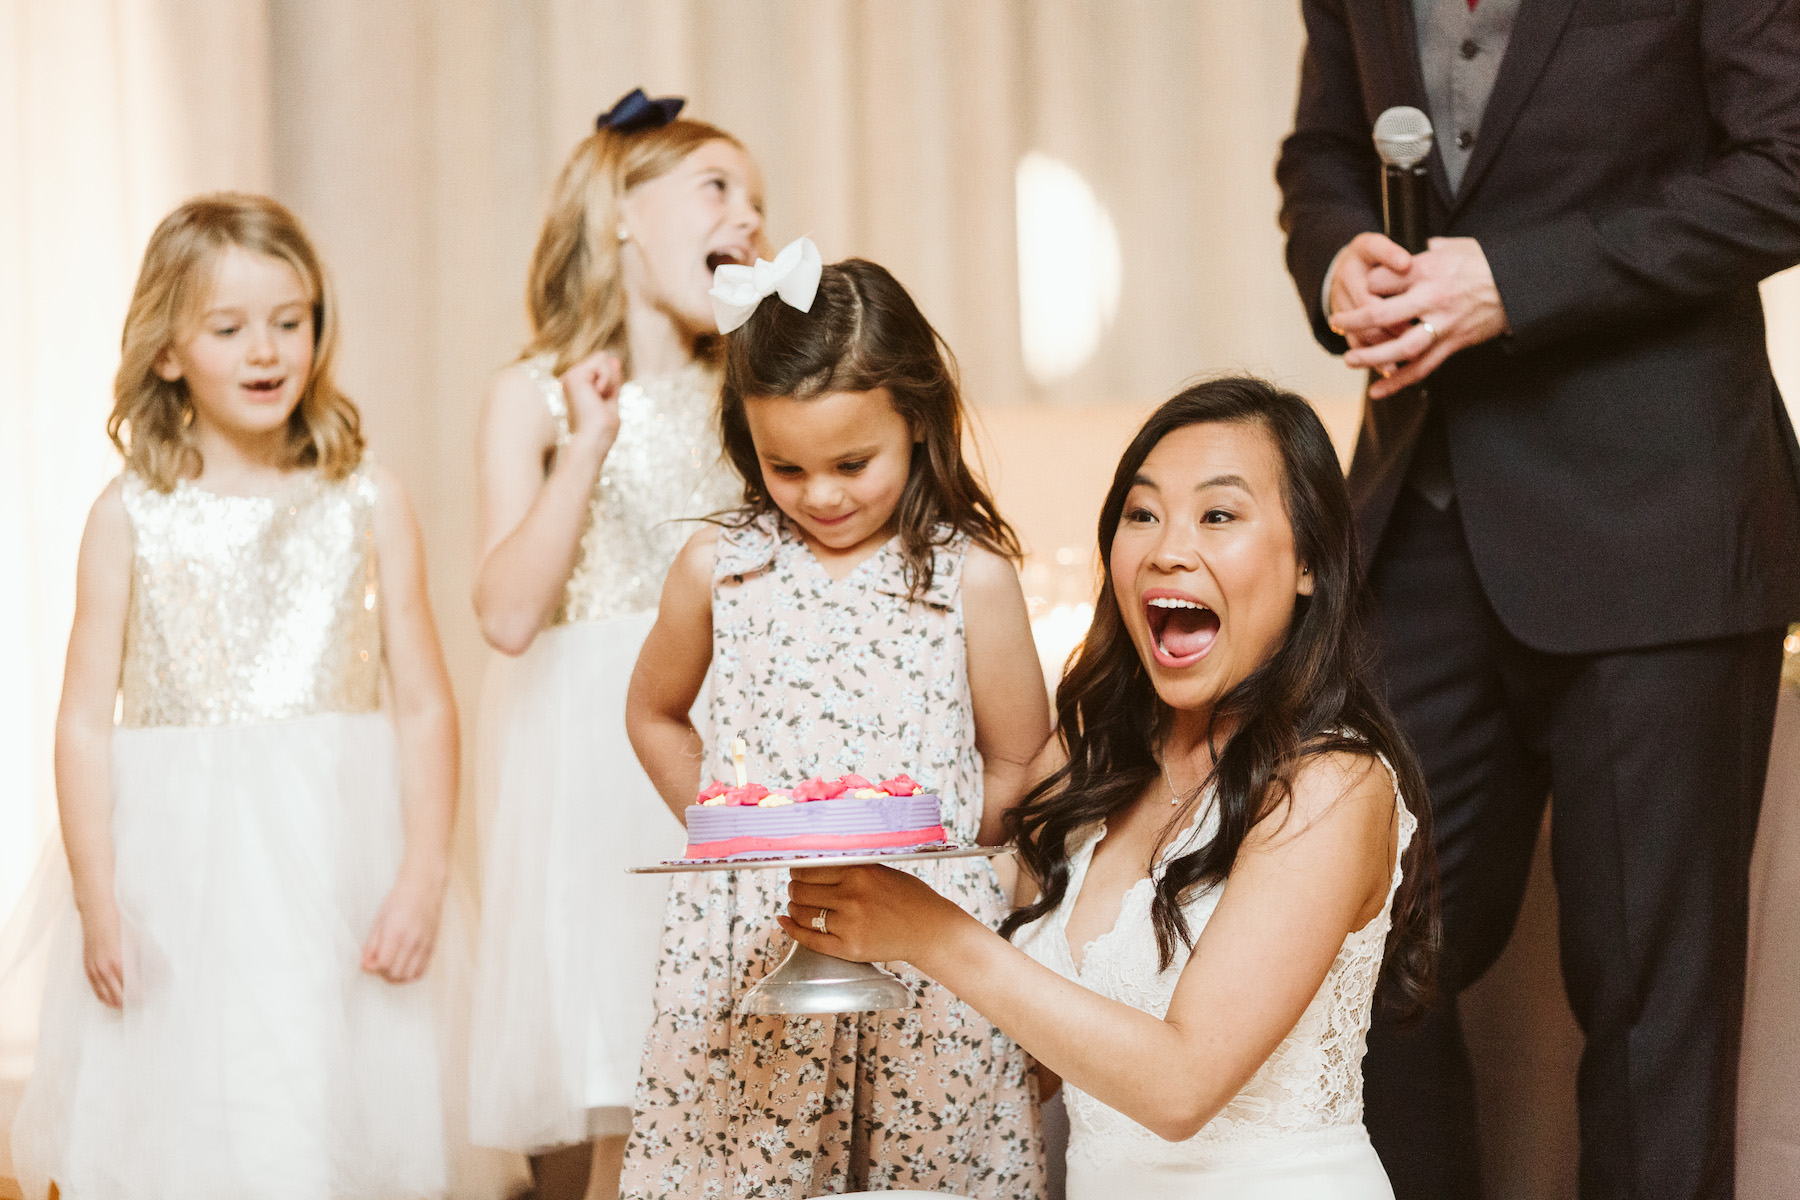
1327, 233, 1416, 350
1332, 236, 1510, 399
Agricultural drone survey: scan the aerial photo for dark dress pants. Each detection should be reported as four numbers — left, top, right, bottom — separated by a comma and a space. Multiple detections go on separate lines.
1360, 486, 1783, 1200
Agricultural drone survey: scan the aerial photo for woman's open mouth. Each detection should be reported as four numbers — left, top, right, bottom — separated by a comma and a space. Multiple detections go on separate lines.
1145, 594, 1219, 668
241, 377, 286, 398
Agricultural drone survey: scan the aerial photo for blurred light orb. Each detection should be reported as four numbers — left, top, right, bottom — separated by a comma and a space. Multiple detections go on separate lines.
1015, 152, 1122, 386
1031, 601, 1094, 690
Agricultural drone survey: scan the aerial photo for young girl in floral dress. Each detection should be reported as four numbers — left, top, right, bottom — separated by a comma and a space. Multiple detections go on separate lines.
622, 245, 1049, 1199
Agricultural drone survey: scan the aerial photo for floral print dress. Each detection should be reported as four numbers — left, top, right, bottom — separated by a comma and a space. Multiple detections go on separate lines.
621, 511, 1044, 1200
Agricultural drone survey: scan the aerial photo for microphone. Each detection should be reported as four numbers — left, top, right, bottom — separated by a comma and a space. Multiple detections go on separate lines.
1372, 106, 1433, 254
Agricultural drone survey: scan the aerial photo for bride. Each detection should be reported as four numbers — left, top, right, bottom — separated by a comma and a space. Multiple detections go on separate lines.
778, 376, 1438, 1198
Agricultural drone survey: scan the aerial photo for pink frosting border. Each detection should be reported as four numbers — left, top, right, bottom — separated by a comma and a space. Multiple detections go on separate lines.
683, 825, 950, 860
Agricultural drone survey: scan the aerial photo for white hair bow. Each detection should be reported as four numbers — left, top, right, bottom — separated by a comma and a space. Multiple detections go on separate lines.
709, 236, 823, 334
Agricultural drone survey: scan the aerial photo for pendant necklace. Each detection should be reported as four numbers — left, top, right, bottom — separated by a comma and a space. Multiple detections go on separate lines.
1160, 752, 1192, 807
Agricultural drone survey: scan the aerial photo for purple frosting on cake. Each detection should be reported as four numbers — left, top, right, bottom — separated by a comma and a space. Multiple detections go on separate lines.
685, 793, 944, 857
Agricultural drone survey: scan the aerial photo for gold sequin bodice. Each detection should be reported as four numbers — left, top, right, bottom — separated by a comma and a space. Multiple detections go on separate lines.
118, 467, 382, 728
531, 355, 741, 624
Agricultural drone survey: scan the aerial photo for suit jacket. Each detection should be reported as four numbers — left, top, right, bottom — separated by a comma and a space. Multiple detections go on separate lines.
1277, 0, 1800, 654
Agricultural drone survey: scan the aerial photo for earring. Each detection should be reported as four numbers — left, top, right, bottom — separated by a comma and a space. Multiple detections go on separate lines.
616, 223, 630, 243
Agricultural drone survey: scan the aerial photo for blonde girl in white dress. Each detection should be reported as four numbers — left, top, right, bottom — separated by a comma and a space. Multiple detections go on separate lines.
466, 89, 761, 1200
10, 193, 499, 1199
782, 378, 1441, 1199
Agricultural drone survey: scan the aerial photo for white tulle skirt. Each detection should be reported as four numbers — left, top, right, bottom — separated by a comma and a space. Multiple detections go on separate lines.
4, 711, 524, 1200
467, 614, 685, 1153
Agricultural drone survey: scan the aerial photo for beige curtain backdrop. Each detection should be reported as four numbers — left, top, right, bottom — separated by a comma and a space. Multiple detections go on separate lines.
3, 4, 1797, 1197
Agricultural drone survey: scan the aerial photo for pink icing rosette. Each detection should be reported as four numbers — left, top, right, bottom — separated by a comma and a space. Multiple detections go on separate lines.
792, 776, 849, 802
723, 783, 770, 806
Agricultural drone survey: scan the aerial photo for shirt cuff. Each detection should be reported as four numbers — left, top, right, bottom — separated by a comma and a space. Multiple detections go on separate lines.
1320, 242, 1352, 320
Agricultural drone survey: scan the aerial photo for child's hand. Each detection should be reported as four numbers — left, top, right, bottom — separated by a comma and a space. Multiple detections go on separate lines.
361, 869, 445, 984
79, 897, 126, 1009
560, 350, 624, 456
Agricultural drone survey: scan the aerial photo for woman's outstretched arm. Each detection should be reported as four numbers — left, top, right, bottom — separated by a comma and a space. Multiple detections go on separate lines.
782, 751, 1399, 1142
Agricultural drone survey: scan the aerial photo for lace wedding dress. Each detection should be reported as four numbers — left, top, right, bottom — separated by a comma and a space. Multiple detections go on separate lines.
1016, 757, 1414, 1199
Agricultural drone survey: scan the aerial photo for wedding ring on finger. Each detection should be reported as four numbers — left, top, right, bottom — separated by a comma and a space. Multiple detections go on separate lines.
811, 908, 829, 935
1418, 318, 1440, 345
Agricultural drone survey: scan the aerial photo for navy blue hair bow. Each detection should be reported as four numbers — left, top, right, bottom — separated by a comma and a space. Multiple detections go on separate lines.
596, 88, 685, 133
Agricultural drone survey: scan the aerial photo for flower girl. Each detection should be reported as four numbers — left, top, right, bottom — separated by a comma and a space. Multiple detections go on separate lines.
9, 194, 478, 1199
622, 246, 1048, 1198
466, 89, 761, 1199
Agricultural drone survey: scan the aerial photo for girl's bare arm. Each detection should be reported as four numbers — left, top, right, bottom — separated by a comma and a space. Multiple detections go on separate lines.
626, 527, 719, 820
55, 481, 134, 1008
472, 354, 621, 655
363, 466, 458, 984
960, 546, 1055, 846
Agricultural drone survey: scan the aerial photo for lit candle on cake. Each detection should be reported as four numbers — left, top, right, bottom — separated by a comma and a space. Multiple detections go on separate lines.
731, 737, 748, 788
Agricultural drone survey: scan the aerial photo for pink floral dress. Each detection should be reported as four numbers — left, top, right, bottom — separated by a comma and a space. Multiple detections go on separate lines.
621, 511, 1045, 1200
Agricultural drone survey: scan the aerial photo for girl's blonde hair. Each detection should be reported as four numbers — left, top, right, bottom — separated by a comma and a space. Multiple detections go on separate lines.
110, 193, 362, 491
523, 117, 749, 375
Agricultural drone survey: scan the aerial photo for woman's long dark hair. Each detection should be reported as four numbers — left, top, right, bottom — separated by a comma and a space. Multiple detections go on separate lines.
999, 376, 1439, 1017
719, 258, 1020, 596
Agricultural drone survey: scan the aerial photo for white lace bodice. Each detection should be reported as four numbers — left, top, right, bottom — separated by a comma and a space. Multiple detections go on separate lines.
1017, 755, 1415, 1174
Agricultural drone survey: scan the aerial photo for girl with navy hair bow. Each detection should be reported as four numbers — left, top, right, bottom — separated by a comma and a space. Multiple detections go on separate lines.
465, 88, 766, 1200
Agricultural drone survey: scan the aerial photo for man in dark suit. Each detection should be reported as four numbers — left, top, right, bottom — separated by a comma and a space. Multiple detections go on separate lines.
1275, 2, 1800, 1197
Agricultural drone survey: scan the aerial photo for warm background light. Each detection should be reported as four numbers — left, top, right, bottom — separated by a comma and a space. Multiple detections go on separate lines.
1016, 151, 1122, 387
3, 5, 1798, 1198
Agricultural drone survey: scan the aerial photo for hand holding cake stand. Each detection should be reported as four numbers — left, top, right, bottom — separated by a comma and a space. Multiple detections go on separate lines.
630, 742, 1007, 1015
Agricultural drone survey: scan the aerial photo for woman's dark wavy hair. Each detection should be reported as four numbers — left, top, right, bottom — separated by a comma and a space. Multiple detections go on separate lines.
999, 376, 1439, 1017
719, 258, 1020, 596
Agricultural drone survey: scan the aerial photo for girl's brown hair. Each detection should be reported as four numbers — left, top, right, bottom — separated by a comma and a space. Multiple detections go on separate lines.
720, 258, 1021, 599
523, 117, 749, 375
110, 193, 362, 491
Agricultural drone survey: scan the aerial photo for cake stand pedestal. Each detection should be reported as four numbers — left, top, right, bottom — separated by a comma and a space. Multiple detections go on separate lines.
629, 845, 1009, 1015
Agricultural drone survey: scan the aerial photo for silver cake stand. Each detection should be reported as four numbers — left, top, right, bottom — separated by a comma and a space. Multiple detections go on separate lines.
630, 845, 1010, 1015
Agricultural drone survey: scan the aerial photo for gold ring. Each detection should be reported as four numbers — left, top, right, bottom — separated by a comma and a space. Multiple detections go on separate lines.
812, 909, 829, 935
1418, 319, 1439, 344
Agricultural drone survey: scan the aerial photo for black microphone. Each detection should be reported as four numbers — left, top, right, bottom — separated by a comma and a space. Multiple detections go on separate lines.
1373, 107, 1433, 254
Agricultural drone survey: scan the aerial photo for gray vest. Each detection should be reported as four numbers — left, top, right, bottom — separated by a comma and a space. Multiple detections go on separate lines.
1412, 0, 1521, 194
1405, 0, 1522, 508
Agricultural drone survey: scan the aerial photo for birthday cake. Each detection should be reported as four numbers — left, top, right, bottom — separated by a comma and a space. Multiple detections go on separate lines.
683, 772, 951, 861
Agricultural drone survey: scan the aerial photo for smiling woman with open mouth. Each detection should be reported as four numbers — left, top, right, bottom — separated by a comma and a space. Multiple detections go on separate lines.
1144, 591, 1219, 666
778, 375, 1441, 1199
